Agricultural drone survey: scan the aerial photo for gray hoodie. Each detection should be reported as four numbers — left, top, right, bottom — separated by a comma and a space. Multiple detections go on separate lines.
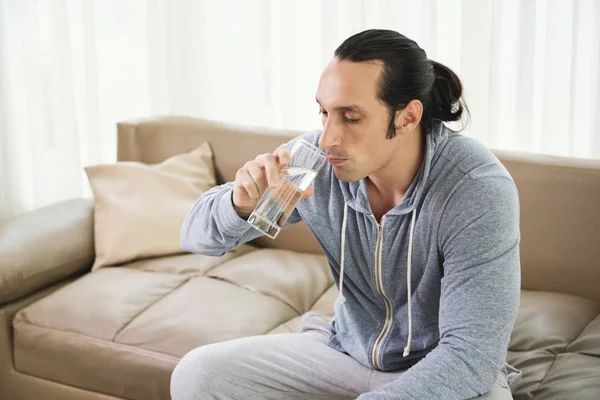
181, 120, 521, 399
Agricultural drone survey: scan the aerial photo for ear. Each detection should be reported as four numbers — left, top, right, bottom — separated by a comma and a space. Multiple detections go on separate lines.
395, 100, 423, 135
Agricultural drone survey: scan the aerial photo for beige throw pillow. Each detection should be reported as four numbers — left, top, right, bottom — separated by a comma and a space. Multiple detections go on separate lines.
85, 143, 215, 270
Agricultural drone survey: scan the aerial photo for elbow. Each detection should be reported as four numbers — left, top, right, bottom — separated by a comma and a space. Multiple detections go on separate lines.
473, 361, 501, 396
180, 235, 194, 254
472, 355, 507, 396
455, 351, 500, 396
440, 339, 507, 396
180, 217, 229, 257
180, 217, 196, 253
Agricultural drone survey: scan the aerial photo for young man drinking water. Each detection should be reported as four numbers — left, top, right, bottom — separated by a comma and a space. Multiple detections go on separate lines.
172, 29, 521, 399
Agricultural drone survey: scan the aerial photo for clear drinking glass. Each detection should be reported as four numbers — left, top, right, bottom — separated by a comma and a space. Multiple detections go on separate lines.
247, 139, 327, 239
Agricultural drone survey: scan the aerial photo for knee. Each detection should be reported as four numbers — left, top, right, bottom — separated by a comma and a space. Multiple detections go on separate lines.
170, 345, 227, 400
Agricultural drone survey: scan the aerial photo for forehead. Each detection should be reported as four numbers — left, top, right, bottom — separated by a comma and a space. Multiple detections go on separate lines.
316, 58, 383, 108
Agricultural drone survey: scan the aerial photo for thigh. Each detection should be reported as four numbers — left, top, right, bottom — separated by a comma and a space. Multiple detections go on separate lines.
171, 312, 371, 400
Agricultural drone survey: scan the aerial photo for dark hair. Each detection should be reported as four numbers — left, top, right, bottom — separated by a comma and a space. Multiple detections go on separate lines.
334, 29, 468, 139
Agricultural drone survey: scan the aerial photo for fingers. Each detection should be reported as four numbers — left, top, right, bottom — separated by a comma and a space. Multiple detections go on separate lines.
246, 161, 267, 195
273, 146, 291, 169
256, 153, 281, 187
235, 165, 260, 200
234, 144, 313, 212
234, 147, 285, 201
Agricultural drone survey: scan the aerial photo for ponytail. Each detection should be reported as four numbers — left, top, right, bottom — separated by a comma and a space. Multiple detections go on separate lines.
429, 60, 467, 124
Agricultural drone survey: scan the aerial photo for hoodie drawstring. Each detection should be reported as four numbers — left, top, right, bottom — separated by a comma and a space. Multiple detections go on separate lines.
337, 202, 417, 358
403, 208, 417, 357
337, 202, 349, 304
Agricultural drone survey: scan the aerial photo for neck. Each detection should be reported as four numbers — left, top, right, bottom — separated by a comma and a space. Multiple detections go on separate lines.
368, 128, 425, 208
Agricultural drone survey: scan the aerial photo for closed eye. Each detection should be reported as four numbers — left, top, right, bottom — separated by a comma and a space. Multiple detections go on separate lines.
319, 109, 360, 124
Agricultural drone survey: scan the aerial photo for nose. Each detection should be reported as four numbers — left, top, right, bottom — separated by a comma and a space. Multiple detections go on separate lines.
318, 118, 342, 150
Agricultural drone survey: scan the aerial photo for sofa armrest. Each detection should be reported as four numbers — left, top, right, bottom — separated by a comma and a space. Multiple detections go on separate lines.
0, 198, 95, 305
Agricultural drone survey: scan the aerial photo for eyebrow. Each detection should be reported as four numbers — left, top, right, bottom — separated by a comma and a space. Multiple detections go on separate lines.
316, 97, 367, 114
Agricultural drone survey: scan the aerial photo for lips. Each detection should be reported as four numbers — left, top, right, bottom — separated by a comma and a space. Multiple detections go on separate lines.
327, 157, 346, 166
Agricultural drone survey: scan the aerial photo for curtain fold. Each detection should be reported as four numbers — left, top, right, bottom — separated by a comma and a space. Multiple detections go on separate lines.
1, 0, 599, 218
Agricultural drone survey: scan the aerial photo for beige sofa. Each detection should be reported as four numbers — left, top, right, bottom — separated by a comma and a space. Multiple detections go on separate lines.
1, 116, 599, 400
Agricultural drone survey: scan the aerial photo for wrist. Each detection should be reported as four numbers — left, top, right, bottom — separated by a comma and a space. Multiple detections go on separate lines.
231, 193, 252, 220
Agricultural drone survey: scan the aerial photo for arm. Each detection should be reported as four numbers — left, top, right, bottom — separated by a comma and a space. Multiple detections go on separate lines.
180, 182, 302, 257
359, 176, 521, 399
181, 133, 320, 257
0, 198, 95, 305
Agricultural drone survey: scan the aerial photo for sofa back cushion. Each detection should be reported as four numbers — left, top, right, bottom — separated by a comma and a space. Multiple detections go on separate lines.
86, 142, 215, 270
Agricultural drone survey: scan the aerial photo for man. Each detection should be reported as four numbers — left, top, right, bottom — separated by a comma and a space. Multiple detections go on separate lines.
172, 29, 521, 399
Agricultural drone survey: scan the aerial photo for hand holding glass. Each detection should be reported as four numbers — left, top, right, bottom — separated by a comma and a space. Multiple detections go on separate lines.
247, 140, 326, 239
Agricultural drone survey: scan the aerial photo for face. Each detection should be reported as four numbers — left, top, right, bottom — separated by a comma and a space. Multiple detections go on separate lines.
316, 58, 402, 182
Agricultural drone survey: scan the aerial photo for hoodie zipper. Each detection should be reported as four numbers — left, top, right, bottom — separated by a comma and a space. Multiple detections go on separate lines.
371, 215, 393, 370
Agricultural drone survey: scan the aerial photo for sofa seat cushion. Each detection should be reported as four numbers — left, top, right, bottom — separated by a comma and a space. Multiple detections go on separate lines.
124, 244, 257, 276
12, 248, 333, 400
506, 291, 600, 400
267, 285, 338, 335
13, 249, 600, 400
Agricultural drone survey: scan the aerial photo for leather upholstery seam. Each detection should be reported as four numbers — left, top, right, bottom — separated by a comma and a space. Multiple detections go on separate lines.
516, 308, 600, 399
206, 275, 303, 316
531, 312, 597, 400
565, 309, 600, 352
14, 319, 179, 361
531, 353, 558, 399
112, 278, 190, 340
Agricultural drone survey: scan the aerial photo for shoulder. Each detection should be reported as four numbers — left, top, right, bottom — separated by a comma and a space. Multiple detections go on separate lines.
433, 128, 517, 200
433, 130, 519, 236
437, 131, 511, 181
428, 127, 518, 213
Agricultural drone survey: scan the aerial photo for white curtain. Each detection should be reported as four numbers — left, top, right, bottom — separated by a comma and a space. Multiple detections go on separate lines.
1, 0, 599, 219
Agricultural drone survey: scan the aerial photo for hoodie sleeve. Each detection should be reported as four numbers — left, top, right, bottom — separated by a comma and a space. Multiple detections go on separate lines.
181, 130, 322, 257
180, 182, 302, 257
358, 175, 521, 399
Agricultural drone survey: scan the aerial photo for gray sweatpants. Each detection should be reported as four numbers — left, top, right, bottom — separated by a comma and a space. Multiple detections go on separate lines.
170, 312, 517, 399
